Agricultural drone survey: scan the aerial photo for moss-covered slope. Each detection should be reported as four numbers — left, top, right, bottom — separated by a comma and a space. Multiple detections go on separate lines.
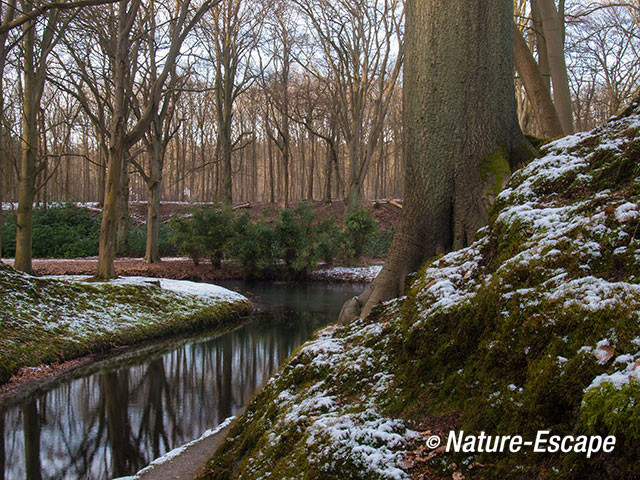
198, 103, 640, 480
0, 263, 251, 385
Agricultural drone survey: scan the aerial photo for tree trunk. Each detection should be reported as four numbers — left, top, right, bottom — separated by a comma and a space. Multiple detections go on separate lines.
219, 122, 233, 205
97, 144, 123, 279
537, 0, 574, 134
280, 142, 289, 209
323, 143, 332, 203
267, 135, 275, 203
15, 18, 39, 274
531, 0, 551, 92
513, 23, 564, 138
145, 144, 163, 263
339, 0, 531, 323
307, 134, 315, 200
116, 160, 129, 254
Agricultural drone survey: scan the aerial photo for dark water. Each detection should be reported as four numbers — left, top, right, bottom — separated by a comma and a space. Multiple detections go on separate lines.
0, 281, 363, 480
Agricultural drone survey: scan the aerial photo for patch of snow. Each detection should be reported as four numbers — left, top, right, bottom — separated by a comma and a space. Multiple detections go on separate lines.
42, 275, 246, 303
614, 202, 638, 222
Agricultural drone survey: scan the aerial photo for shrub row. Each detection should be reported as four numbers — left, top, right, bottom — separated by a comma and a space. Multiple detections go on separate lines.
169, 202, 388, 278
0, 203, 392, 276
0, 204, 176, 258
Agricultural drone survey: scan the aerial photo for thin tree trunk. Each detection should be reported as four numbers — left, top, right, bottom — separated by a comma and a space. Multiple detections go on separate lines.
513, 23, 564, 138
268, 136, 274, 204
145, 137, 163, 263
537, 0, 574, 134
307, 134, 315, 201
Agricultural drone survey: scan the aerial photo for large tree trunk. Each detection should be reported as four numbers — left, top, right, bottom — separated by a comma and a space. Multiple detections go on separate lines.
537, 0, 574, 134
339, 0, 531, 323
513, 23, 564, 138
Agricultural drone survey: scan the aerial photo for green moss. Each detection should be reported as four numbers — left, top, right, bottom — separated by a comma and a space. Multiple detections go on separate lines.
195, 107, 640, 480
479, 148, 511, 198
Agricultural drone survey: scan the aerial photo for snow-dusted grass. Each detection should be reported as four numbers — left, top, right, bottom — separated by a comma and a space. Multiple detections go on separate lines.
0, 264, 251, 384
199, 313, 416, 480
42, 275, 246, 303
198, 102, 640, 479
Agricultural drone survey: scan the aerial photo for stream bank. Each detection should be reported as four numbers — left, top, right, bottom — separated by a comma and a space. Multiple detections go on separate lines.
0, 280, 363, 479
0, 262, 251, 386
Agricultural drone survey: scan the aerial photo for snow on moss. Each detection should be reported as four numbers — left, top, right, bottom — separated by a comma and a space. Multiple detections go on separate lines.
200, 103, 640, 479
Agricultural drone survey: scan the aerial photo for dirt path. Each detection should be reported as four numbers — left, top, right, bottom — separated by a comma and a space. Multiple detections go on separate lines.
132, 414, 241, 480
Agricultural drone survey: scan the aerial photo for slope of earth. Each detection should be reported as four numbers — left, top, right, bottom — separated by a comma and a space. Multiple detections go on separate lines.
197, 101, 640, 480
0, 263, 251, 385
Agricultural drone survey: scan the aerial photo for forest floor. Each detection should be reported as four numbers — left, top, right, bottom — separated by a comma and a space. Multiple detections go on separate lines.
125, 199, 402, 230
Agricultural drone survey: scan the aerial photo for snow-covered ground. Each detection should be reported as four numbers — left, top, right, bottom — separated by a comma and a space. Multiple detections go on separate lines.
42, 275, 246, 303
0, 262, 252, 385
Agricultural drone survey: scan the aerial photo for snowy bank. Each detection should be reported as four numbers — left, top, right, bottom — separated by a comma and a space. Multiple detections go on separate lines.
197, 101, 640, 480
42, 275, 246, 303
0, 264, 251, 385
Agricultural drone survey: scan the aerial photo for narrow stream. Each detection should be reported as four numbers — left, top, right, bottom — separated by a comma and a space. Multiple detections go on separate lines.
0, 281, 363, 480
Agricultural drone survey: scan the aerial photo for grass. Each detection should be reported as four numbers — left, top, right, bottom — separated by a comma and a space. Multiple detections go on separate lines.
0, 261, 251, 385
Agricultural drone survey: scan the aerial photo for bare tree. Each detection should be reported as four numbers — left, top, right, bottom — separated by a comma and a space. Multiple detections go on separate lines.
294, 0, 404, 208
14, 0, 67, 273
262, 0, 295, 209
199, 0, 263, 205
0, 0, 16, 258
91, 0, 217, 278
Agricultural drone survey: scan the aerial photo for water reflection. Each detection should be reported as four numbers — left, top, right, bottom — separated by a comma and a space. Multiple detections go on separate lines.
1, 282, 362, 479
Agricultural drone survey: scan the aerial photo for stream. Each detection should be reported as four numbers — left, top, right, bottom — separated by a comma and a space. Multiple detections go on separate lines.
0, 280, 364, 480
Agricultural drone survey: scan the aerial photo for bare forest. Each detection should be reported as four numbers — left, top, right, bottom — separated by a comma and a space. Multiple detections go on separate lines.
0, 0, 639, 275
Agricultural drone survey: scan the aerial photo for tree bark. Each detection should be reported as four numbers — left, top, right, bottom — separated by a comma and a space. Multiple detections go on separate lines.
339, 0, 531, 323
15, 11, 40, 274
513, 23, 564, 138
537, 0, 574, 134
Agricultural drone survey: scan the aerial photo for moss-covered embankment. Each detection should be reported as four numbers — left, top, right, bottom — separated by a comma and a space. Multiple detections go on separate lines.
0, 263, 251, 385
198, 101, 640, 480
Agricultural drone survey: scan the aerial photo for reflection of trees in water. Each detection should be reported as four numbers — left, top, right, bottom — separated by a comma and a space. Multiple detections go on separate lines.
0, 411, 5, 480
23, 398, 41, 480
103, 370, 145, 476
1, 306, 337, 479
